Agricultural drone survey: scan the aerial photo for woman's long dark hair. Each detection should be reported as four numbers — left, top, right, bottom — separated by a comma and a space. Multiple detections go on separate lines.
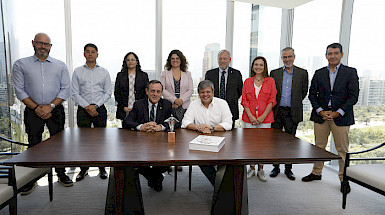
121, 52, 142, 73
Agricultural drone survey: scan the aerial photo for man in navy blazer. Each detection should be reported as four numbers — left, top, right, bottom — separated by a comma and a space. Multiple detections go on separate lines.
123, 80, 175, 191
302, 43, 359, 194
205, 50, 243, 127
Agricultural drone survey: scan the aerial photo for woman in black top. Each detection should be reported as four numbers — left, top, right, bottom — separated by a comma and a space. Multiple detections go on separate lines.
114, 52, 149, 121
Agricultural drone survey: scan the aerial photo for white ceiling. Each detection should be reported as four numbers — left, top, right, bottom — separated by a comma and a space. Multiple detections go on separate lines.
236, 0, 314, 9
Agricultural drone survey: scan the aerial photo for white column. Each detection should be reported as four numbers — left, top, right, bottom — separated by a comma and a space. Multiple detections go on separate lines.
279, 9, 294, 67
339, 0, 354, 64
155, 0, 163, 79
64, 0, 74, 128
226, 0, 234, 66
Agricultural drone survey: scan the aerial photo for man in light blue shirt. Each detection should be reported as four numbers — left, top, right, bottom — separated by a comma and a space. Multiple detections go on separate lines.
71, 43, 112, 181
12, 33, 73, 190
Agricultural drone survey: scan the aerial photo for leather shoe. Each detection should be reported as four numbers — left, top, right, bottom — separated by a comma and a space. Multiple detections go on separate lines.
302, 173, 322, 182
341, 181, 351, 194
100, 169, 108, 179
284, 169, 295, 180
153, 175, 164, 192
20, 182, 38, 195
76, 171, 88, 182
270, 167, 280, 177
58, 174, 74, 187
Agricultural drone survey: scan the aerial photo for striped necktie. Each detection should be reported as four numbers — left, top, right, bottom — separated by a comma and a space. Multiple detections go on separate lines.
150, 104, 155, 121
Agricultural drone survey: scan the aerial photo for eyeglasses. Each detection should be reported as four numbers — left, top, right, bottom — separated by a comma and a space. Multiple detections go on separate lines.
126, 59, 137, 62
34, 41, 51, 47
282, 55, 294, 59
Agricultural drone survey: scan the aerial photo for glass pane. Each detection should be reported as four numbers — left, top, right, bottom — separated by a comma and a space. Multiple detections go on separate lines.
292, 0, 342, 144
348, 0, 385, 159
5, 0, 66, 144
163, 0, 226, 90
71, 0, 156, 128
233, 3, 281, 126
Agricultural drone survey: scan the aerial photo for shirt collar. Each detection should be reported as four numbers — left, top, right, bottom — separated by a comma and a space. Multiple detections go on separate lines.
33, 55, 52, 63
327, 63, 341, 73
199, 97, 214, 108
283, 66, 294, 74
219, 67, 229, 74
148, 99, 158, 108
83, 62, 99, 69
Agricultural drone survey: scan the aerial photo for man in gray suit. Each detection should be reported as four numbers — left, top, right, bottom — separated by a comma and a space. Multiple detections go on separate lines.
269, 47, 309, 180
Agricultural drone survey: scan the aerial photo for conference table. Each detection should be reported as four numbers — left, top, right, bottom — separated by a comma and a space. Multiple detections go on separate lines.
5, 128, 340, 215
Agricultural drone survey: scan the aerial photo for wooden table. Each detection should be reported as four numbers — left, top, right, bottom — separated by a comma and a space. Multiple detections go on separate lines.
4, 128, 340, 215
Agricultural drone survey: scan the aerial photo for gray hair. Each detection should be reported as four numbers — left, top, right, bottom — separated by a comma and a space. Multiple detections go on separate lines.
281, 47, 295, 57
198, 80, 214, 93
217, 49, 231, 58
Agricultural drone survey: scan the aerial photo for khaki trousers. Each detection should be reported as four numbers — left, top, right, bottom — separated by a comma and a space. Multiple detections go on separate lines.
312, 120, 350, 181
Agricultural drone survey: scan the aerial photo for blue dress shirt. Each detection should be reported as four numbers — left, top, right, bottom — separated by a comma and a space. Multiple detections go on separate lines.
280, 66, 293, 107
71, 63, 112, 108
12, 55, 70, 105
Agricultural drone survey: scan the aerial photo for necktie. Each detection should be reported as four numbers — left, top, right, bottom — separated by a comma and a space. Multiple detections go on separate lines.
150, 104, 155, 121
220, 71, 226, 99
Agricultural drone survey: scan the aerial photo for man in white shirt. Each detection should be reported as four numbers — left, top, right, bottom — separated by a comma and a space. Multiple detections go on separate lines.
71, 43, 112, 181
182, 80, 232, 185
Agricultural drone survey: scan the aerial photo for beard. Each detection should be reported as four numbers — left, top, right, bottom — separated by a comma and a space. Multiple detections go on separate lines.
33, 45, 50, 58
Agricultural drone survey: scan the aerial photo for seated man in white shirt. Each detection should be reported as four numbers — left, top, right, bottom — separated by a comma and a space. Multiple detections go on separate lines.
182, 80, 233, 185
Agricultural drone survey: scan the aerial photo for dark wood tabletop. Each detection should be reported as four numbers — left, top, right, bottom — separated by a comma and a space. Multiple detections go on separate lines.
4, 128, 340, 167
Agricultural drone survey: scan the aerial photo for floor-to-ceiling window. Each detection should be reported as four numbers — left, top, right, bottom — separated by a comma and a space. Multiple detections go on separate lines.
163, 0, 226, 90
292, 0, 343, 145
0, 1, 13, 152
348, 0, 385, 158
71, 0, 156, 128
5, 0, 66, 144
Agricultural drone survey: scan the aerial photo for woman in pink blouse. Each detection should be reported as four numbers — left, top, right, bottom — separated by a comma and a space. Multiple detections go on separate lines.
241, 56, 277, 182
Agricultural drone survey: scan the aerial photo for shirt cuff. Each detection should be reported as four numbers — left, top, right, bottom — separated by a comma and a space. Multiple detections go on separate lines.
336, 108, 345, 116
136, 124, 142, 131
160, 124, 166, 131
316, 107, 323, 115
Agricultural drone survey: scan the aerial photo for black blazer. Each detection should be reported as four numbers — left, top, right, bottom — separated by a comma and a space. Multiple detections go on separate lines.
122, 98, 177, 131
205, 67, 243, 121
309, 64, 359, 126
114, 70, 149, 120
270, 65, 309, 123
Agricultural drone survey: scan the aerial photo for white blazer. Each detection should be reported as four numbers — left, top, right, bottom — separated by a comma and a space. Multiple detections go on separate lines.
160, 69, 193, 109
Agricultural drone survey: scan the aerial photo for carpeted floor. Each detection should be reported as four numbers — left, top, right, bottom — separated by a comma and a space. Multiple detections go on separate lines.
0, 164, 384, 215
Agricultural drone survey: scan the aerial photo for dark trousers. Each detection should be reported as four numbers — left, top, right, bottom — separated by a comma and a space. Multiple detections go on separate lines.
24, 105, 66, 176
271, 106, 299, 170
137, 166, 168, 183
77, 105, 107, 172
199, 165, 216, 186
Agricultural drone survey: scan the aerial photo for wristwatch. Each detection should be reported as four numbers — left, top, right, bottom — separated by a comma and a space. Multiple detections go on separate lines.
50, 103, 55, 108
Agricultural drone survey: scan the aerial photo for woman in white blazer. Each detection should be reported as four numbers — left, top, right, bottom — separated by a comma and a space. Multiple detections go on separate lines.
160, 49, 193, 122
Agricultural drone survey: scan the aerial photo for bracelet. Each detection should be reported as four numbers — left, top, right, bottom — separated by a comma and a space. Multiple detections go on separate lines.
33, 105, 39, 111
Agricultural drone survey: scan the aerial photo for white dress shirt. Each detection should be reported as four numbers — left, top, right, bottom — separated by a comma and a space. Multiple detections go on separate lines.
182, 97, 233, 130
71, 63, 112, 108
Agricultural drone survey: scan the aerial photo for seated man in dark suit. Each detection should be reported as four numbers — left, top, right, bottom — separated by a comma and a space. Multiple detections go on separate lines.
123, 80, 175, 191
